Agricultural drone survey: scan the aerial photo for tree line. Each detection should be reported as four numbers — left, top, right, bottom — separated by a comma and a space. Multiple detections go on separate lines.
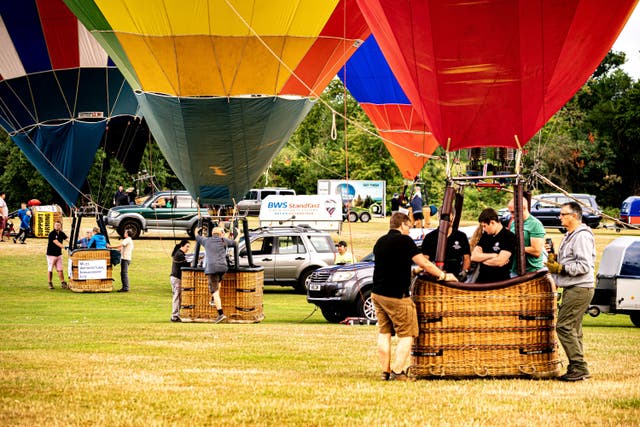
1, 52, 638, 217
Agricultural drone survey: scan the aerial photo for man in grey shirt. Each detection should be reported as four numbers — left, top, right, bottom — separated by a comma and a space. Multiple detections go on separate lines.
546, 201, 595, 381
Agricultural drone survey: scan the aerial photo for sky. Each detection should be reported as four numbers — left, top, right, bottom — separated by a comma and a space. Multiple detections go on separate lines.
612, 4, 640, 79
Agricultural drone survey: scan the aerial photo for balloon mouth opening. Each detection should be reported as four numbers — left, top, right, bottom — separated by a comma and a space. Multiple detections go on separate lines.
135, 90, 310, 101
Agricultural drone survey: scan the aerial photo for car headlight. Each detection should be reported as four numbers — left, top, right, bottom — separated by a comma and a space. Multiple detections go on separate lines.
331, 271, 356, 282
108, 211, 120, 219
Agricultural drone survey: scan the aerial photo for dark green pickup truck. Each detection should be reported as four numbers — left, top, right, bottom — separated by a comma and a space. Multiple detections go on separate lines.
104, 191, 206, 239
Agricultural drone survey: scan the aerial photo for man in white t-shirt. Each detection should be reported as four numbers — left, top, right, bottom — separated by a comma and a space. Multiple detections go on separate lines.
109, 230, 134, 292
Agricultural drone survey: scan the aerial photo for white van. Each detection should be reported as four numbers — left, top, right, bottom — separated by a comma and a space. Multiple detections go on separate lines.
237, 187, 295, 215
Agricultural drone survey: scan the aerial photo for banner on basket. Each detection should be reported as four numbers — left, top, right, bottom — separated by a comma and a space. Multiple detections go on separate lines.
78, 259, 107, 279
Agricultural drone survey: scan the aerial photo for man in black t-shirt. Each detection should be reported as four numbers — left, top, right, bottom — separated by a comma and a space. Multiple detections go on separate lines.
421, 220, 471, 281
471, 208, 516, 283
372, 212, 456, 381
46, 220, 68, 290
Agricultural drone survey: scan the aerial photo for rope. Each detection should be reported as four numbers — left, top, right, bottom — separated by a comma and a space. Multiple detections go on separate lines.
222, 0, 440, 160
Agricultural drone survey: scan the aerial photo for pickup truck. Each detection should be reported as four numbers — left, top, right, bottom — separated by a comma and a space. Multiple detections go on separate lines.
104, 190, 206, 239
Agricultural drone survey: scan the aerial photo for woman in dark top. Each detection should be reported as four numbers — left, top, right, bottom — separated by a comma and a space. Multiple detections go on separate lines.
170, 239, 190, 322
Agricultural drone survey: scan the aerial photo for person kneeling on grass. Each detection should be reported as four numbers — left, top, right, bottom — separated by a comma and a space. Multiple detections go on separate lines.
196, 226, 234, 324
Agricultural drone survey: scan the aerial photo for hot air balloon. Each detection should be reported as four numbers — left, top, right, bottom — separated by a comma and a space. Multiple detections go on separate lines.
338, 35, 439, 180
63, 0, 370, 204
0, 0, 148, 208
357, 0, 638, 150
355, 0, 639, 380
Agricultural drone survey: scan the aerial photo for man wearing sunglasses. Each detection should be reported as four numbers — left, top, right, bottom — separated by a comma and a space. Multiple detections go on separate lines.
546, 201, 595, 381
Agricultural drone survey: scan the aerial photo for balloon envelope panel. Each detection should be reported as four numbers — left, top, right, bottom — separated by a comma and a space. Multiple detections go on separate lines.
357, 0, 638, 150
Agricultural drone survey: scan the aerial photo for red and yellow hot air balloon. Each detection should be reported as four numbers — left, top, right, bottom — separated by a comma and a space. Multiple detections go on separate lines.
63, 0, 369, 204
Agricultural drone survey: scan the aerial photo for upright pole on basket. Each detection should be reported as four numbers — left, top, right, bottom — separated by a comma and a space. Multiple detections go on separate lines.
452, 192, 464, 232
69, 209, 79, 251
435, 185, 456, 270
513, 180, 526, 276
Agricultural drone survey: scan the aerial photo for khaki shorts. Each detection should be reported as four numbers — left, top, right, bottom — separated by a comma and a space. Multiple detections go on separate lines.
372, 293, 418, 338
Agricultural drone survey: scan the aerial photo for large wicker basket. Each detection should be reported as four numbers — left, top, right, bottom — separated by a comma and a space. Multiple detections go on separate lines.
180, 267, 264, 323
68, 249, 114, 293
410, 270, 561, 379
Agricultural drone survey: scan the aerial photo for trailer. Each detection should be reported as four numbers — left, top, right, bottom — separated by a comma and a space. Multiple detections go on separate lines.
589, 236, 640, 327
618, 196, 640, 228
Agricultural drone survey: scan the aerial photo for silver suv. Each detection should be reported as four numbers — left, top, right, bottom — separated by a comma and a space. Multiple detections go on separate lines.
104, 190, 206, 239
237, 225, 336, 293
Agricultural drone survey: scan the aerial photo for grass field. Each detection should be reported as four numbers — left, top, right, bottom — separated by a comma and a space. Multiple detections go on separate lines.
1, 218, 639, 426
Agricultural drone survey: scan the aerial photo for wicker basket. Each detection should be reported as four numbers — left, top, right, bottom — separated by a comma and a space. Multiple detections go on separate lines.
410, 270, 561, 379
68, 249, 114, 293
180, 267, 264, 323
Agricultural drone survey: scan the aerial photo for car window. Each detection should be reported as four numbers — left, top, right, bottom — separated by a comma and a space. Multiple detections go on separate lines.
249, 237, 273, 255
620, 241, 640, 276
277, 235, 305, 254
537, 198, 557, 208
261, 190, 276, 199
361, 252, 374, 262
308, 236, 335, 253
244, 191, 258, 200
153, 197, 173, 208
175, 195, 195, 208
280, 190, 295, 196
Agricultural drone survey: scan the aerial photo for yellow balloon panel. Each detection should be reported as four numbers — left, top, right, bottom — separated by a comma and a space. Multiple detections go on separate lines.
116, 34, 315, 96
94, 0, 339, 36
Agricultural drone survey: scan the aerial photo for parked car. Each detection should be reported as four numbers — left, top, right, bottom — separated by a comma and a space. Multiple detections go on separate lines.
104, 190, 205, 239
236, 188, 295, 215
530, 193, 602, 228
306, 252, 376, 322
307, 226, 477, 323
497, 207, 511, 227
236, 225, 336, 293
500, 193, 602, 229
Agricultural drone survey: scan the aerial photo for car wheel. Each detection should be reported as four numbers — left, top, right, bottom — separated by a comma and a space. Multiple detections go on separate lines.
294, 269, 315, 294
118, 219, 141, 239
630, 312, 640, 328
356, 290, 376, 321
348, 211, 358, 222
190, 222, 208, 237
359, 211, 371, 223
321, 306, 346, 323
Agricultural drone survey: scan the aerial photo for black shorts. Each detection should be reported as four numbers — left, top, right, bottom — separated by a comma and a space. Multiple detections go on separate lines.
413, 212, 424, 220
